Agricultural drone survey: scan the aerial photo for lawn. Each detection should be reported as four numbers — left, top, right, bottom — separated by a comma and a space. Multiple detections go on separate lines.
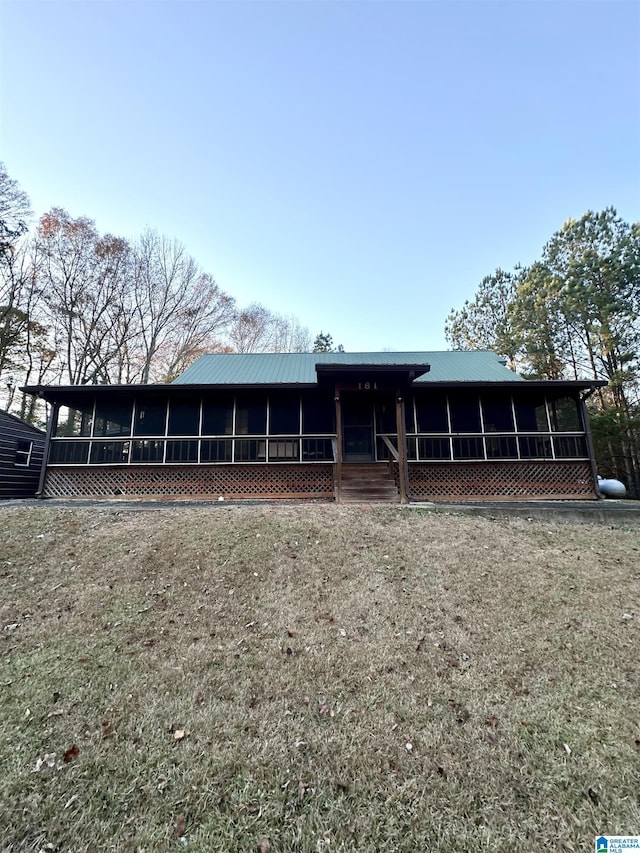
1, 503, 639, 852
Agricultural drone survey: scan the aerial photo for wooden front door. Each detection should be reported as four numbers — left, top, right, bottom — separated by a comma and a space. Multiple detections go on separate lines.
342, 396, 375, 461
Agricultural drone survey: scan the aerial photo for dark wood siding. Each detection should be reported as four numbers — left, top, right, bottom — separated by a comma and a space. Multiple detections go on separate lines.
0, 411, 46, 499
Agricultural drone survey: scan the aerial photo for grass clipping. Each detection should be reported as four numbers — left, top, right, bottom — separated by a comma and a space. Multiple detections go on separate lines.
1, 504, 639, 852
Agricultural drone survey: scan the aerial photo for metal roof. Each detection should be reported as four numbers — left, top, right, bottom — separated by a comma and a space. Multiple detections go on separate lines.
173, 351, 526, 386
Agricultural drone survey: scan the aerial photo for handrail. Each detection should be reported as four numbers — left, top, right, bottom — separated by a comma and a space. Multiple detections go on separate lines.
380, 434, 399, 461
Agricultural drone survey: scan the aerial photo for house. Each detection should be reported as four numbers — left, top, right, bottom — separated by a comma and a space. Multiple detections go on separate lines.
0, 410, 46, 499
23, 351, 605, 502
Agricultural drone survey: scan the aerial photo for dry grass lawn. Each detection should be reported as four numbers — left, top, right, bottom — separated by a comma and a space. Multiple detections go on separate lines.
1, 502, 639, 852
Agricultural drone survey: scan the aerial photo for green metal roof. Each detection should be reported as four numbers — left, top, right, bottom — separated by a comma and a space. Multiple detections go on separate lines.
173, 351, 525, 386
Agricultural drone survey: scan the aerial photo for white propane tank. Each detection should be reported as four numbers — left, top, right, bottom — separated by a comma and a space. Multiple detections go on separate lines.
597, 476, 627, 498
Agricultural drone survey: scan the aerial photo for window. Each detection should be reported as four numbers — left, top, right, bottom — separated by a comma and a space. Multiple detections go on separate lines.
15, 439, 33, 466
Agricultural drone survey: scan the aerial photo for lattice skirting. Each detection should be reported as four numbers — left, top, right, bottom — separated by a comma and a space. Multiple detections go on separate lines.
407, 461, 597, 501
43, 465, 335, 500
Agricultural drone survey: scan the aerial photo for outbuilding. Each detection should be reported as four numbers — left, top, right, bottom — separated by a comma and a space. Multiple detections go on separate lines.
0, 410, 46, 499
23, 351, 605, 502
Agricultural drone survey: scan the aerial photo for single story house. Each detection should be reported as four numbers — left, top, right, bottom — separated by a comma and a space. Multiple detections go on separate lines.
0, 410, 46, 499
23, 351, 606, 502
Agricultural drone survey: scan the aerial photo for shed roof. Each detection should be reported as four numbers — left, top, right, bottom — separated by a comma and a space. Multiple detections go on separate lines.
173, 351, 525, 386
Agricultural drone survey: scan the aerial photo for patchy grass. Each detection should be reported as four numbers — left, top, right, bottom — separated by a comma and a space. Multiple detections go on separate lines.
1, 503, 639, 852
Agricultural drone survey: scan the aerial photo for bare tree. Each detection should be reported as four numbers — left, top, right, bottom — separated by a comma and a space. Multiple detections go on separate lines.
131, 230, 235, 382
228, 303, 310, 353
35, 209, 133, 385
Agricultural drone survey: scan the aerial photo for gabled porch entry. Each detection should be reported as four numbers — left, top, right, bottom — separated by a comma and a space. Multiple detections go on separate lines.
315, 361, 431, 504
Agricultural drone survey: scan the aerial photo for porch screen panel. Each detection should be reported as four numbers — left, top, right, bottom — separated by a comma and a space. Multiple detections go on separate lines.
514, 394, 548, 432
548, 396, 582, 431
94, 401, 132, 437
90, 441, 130, 464
168, 399, 200, 436
452, 436, 484, 459
49, 441, 89, 464
55, 405, 93, 437
131, 440, 165, 462
418, 437, 451, 460
375, 401, 396, 434
236, 395, 267, 435
302, 392, 335, 434
415, 392, 448, 433
201, 439, 232, 462
554, 435, 587, 457
481, 394, 514, 432
518, 435, 553, 458
201, 395, 233, 435
134, 396, 167, 436
166, 440, 198, 462
485, 436, 518, 458
449, 394, 482, 433
269, 393, 300, 434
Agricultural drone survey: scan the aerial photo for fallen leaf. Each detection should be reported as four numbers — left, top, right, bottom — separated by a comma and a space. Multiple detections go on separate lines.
173, 729, 190, 740
562, 742, 572, 756
63, 743, 80, 763
174, 815, 186, 837
257, 838, 270, 853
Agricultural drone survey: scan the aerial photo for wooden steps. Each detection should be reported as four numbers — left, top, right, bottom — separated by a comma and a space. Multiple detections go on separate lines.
338, 462, 400, 503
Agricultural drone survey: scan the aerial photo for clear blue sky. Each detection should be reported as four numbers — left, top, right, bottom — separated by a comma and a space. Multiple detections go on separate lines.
1, 0, 639, 352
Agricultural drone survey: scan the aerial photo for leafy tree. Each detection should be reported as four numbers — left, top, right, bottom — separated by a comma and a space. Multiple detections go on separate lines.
313, 331, 344, 353
445, 208, 640, 496
445, 269, 520, 370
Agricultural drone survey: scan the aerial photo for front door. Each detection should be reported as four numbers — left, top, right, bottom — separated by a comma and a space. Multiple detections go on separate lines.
342, 396, 375, 461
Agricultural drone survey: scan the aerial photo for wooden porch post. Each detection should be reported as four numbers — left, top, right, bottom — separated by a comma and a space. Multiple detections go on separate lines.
395, 390, 410, 504
334, 386, 343, 502
36, 401, 58, 498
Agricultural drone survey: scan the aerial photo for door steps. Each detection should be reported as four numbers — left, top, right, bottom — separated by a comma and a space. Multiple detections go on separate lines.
338, 462, 400, 503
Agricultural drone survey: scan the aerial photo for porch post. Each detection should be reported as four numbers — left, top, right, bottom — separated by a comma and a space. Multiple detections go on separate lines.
579, 391, 602, 498
334, 386, 343, 502
395, 390, 410, 504
36, 400, 57, 498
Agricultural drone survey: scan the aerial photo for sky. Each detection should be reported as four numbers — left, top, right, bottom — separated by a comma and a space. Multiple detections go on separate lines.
1, 0, 639, 353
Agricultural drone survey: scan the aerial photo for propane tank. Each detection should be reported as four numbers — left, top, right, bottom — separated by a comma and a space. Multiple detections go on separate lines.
597, 476, 627, 498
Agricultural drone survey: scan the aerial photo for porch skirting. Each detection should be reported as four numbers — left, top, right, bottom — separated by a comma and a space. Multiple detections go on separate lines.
406, 460, 598, 501
43, 464, 335, 500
